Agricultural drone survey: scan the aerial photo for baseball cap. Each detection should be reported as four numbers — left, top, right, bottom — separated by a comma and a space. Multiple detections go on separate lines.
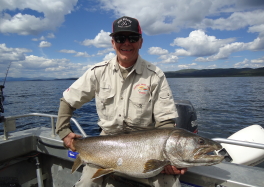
110, 16, 142, 36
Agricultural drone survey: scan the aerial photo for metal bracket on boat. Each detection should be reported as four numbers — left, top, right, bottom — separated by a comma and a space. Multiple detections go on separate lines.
3, 119, 16, 140
2, 113, 88, 140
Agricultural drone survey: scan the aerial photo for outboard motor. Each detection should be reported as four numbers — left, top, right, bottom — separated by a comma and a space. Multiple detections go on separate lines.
175, 100, 198, 133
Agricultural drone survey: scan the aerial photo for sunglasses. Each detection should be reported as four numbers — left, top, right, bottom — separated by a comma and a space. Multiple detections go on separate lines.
113, 35, 141, 43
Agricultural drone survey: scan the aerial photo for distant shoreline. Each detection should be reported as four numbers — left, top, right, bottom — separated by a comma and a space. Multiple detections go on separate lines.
165, 67, 264, 78
2, 67, 264, 82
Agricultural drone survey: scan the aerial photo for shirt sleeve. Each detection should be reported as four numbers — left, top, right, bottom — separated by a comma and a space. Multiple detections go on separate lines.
155, 119, 176, 128
63, 68, 96, 109
153, 75, 178, 122
55, 98, 75, 139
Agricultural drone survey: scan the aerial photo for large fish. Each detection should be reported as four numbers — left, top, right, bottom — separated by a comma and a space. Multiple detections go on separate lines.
71, 128, 224, 179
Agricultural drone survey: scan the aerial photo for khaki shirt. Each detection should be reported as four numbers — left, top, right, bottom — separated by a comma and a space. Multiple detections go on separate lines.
63, 55, 178, 134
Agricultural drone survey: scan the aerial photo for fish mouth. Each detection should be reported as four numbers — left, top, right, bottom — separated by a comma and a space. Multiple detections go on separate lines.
193, 146, 225, 163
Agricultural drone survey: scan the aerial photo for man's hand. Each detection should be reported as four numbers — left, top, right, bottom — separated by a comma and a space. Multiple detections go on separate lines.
63, 132, 82, 151
161, 165, 187, 175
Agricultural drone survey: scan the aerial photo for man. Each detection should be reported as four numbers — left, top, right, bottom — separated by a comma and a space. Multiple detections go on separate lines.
56, 16, 186, 187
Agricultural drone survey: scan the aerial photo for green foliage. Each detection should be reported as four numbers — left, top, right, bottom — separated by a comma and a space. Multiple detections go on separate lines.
165, 68, 264, 78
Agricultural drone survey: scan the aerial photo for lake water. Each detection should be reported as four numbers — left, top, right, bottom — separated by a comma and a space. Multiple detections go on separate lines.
1, 77, 264, 167
1, 77, 264, 138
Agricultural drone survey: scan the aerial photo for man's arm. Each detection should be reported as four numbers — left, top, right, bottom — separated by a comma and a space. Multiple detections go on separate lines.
56, 98, 81, 151
155, 119, 176, 128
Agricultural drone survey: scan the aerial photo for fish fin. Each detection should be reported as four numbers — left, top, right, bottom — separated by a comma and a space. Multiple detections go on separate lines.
143, 159, 170, 173
71, 155, 82, 173
91, 168, 115, 179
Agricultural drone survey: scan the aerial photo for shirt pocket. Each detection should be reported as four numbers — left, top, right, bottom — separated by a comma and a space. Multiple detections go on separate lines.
96, 89, 115, 120
127, 96, 152, 124
159, 91, 172, 103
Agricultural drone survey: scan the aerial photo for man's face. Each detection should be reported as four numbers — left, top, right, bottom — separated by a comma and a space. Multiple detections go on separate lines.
111, 32, 143, 67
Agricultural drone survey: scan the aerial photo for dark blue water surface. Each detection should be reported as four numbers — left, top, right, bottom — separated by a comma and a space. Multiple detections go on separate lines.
1, 77, 264, 139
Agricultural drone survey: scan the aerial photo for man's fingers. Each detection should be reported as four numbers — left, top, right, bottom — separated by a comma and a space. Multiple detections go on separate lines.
75, 134, 82, 138
180, 168, 188, 175
62, 132, 82, 151
171, 166, 181, 174
162, 165, 187, 175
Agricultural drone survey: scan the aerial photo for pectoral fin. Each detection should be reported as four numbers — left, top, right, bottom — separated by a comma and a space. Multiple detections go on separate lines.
143, 159, 170, 173
72, 155, 82, 173
92, 168, 115, 179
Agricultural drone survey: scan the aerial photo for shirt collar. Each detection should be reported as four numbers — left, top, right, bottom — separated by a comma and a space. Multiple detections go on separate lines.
133, 55, 143, 75
111, 55, 144, 74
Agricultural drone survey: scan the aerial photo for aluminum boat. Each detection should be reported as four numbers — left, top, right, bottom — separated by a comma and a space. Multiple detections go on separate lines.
1, 110, 264, 187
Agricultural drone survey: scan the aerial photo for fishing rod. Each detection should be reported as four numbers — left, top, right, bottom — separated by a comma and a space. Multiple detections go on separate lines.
2, 62, 12, 87
0, 62, 12, 122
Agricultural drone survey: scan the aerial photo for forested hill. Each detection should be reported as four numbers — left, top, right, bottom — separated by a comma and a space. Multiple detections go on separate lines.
164, 67, 264, 78
2, 67, 264, 82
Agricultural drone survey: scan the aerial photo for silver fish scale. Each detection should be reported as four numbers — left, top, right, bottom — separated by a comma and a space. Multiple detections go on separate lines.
74, 129, 171, 178
72, 128, 224, 178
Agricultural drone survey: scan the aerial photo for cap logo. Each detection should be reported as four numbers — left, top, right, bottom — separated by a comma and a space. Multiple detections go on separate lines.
117, 17, 132, 28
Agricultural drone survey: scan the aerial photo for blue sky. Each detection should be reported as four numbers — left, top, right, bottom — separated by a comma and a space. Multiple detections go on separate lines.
0, 0, 264, 78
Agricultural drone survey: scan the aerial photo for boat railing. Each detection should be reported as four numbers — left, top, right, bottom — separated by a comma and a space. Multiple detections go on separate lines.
2, 113, 87, 140
212, 138, 264, 150
2, 113, 264, 151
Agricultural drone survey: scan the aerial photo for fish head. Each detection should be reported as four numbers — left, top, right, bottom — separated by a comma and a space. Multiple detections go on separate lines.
164, 129, 224, 168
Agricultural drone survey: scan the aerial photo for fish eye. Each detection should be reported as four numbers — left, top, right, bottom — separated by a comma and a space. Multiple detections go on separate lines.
198, 138, 205, 145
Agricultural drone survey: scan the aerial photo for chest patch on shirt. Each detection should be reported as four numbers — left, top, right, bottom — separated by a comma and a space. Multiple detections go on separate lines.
134, 84, 149, 94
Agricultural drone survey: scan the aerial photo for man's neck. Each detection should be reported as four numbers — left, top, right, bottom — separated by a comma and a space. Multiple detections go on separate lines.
117, 58, 138, 68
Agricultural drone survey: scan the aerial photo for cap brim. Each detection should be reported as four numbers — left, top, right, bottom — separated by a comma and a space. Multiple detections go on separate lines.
109, 31, 141, 36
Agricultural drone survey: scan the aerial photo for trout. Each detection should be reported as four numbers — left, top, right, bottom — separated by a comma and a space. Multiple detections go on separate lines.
71, 128, 224, 179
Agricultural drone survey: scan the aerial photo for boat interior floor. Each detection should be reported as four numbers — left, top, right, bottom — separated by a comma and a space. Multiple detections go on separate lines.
1, 127, 264, 187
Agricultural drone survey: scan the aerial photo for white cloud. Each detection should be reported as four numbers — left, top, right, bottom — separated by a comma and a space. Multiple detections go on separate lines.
58, 49, 91, 58
198, 10, 264, 31
81, 30, 112, 48
0, 0, 78, 35
234, 59, 251, 68
171, 30, 235, 57
195, 42, 248, 62
74, 52, 90, 57
11, 55, 89, 78
234, 57, 264, 68
39, 41, 52, 48
248, 24, 264, 36
99, 0, 264, 35
0, 43, 31, 64
59, 49, 77, 53
148, 47, 169, 55
168, 29, 264, 62
32, 33, 55, 41
148, 27, 264, 65
178, 63, 197, 69
47, 33, 55, 38
97, 0, 264, 64
173, 49, 191, 56
97, 48, 114, 56
247, 37, 264, 51
159, 54, 178, 63
32, 36, 46, 41
103, 52, 116, 61
251, 56, 264, 64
